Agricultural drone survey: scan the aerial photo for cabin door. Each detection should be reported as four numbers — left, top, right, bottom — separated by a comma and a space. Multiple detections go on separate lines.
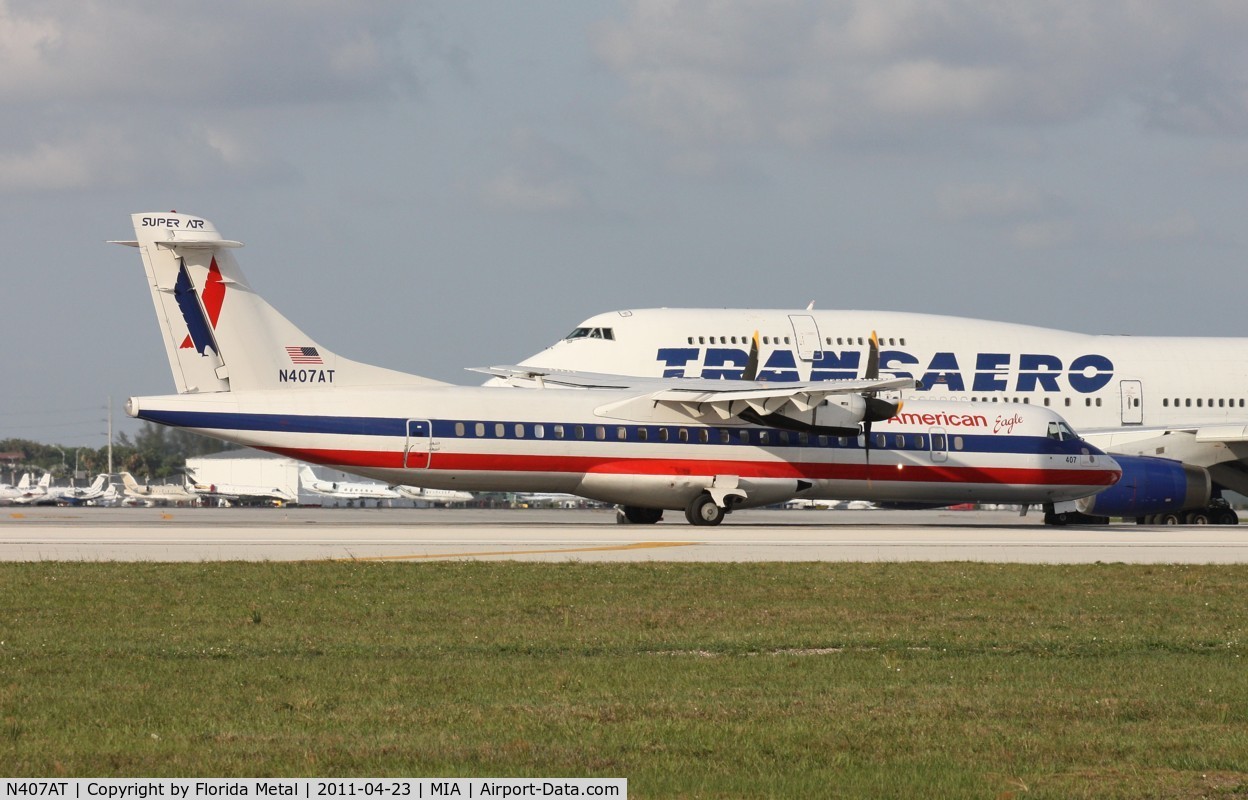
404, 419, 433, 469
788, 315, 822, 361
1119, 380, 1143, 425
929, 428, 949, 463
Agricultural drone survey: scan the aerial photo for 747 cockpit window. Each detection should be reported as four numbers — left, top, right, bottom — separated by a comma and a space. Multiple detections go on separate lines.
564, 327, 614, 341
1046, 421, 1080, 441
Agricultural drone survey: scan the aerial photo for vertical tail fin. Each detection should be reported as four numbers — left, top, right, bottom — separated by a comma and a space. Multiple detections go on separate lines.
114, 212, 446, 393
16, 473, 30, 490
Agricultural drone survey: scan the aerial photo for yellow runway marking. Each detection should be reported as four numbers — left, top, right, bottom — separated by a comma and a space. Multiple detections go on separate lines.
339, 541, 699, 562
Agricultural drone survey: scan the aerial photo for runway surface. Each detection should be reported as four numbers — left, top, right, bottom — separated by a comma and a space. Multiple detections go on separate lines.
3, 506, 1248, 563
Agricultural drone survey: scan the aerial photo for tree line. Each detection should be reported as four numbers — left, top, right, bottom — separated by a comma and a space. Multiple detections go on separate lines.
0, 423, 238, 482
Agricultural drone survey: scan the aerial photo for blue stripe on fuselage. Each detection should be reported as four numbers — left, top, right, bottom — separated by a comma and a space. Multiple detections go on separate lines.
137, 408, 1094, 457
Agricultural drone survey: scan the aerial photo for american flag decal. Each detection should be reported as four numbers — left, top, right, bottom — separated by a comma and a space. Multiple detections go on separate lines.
286, 346, 323, 364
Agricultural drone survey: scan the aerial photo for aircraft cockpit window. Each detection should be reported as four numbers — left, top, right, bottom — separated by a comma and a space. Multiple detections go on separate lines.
565, 327, 614, 341
1047, 421, 1080, 441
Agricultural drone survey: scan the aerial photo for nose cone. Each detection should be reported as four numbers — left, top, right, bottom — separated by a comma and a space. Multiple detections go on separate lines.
1082, 441, 1122, 487
1098, 453, 1123, 487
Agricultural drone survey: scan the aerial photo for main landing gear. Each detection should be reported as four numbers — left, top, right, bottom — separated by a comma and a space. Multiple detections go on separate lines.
1136, 507, 1239, 525
616, 492, 733, 526
684, 493, 727, 526
617, 506, 664, 525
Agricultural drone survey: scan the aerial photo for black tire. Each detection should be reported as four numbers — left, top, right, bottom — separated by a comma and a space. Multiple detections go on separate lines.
622, 506, 664, 525
1185, 510, 1210, 525
1215, 509, 1239, 525
1160, 512, 1182, 525
685, 494, 725, 526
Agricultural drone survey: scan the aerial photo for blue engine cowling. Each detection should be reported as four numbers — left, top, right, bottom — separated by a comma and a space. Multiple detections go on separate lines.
1076, 455, 1210, 518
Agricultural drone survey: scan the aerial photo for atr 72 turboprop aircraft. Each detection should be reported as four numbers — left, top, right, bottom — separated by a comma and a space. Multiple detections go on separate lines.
112, 213, 1119, 525
519, 307, 1246, 524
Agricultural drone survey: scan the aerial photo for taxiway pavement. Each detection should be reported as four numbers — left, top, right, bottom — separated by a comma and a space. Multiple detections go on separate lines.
3, 506, 1247, 563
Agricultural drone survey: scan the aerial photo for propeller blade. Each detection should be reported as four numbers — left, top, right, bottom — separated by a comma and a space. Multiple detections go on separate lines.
863, 331, 885, 488
863, 396, 902, 423
742, 330, 760, 381
865, 330, 880, 383
863, 420, 873, 487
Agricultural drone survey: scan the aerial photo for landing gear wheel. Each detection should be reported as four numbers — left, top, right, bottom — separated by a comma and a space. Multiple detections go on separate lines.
1160, 512, 1182, 525
1185, 510, 1211, 525
1215, 509, 1240, 525
621, 506, 664, 525
685, 494, 726, 526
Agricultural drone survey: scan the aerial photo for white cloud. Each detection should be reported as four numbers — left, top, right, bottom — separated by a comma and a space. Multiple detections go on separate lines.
0, 1, 419, 106
484, 168, 585, 213
937, 183, 1052, 222
1011, 219, 1076, 249
0, 0, 421, 191
1121, 211, 1199, 243
481, 130, 590, 213
0, 122, 289, 194
595, 1, 1248, 147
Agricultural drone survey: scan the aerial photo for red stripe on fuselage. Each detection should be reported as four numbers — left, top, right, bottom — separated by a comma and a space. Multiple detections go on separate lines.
259, 446, 1118, 488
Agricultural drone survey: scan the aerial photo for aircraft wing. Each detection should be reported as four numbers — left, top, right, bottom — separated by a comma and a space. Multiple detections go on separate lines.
472, 365, 913, 395
1195, 424, 1248, 443
472, 365, 915, 427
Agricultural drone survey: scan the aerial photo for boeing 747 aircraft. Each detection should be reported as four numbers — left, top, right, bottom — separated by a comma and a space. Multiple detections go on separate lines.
112, 213, 1119, 525
519, 308, 1244, 524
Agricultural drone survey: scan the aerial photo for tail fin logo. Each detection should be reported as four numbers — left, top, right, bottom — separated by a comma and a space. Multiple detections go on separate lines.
202, 258, 225, 328
173, 258, 224, 357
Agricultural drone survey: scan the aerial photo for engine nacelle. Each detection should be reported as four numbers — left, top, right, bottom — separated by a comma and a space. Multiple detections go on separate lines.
1076, 455, 1210, 518
751, 395, 875, 436
782, 394, 867, 431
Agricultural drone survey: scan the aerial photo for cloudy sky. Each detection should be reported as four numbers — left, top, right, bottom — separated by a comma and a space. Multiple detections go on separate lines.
5, 1, 1248, 446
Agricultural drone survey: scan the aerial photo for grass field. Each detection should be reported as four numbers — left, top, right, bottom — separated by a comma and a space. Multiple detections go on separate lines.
1, 561, 1246, 798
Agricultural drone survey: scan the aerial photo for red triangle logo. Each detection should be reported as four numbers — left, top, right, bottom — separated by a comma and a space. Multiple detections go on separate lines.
180, 335, 193, 349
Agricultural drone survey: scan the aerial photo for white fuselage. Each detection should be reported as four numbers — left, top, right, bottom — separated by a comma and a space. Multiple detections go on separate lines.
127, 386, 1119, 511
521, 309, 1248, 493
